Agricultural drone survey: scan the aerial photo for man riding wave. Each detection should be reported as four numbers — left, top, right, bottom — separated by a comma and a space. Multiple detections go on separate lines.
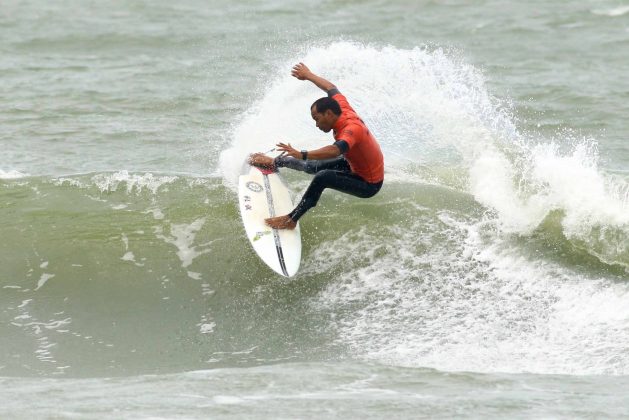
249, 63, 384, 229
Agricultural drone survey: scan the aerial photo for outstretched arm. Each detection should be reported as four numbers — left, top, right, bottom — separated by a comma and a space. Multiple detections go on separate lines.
291, 63, 336, 92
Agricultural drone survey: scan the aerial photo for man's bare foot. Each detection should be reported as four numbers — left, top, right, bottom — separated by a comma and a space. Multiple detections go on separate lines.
248, 153, 275, 170
265, 215, 297, 230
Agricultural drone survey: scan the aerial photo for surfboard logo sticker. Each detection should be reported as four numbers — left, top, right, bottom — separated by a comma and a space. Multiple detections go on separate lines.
252, 230, 271, 242
246, 181, 263, 193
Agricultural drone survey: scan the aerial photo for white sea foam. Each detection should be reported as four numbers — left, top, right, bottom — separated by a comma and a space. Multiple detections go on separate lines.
187, 271, 202, 280
144, 207, 165, 220
199, 322, 216, 334
52, 177, 87, 188
35, 273, 55, 291
591, 6, 629, 17
0, 169, 28, 179
91, 171, 178, 194
470, 136, 629, 266
154, 218, 212, 268
311, 211, 629, 375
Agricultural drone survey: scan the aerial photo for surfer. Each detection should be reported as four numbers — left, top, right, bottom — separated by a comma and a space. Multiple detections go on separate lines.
249, 63, 384, 230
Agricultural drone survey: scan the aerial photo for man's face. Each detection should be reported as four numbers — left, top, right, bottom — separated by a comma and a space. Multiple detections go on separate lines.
311, 106, 335, 133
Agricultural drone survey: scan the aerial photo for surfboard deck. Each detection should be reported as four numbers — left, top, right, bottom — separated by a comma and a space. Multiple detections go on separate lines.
238, 162, 301, 277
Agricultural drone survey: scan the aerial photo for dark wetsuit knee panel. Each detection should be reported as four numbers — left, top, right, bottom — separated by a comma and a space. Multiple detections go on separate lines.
312, 170, 382, 198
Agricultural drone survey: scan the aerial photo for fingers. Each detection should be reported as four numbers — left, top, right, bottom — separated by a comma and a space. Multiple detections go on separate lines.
291, 62, 309, 79
275, 142, 292, 151
275, 142, 299, 158
290, 65, 301, 78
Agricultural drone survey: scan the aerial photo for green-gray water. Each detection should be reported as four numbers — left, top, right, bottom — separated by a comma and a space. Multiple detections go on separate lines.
2, 0, 629, 418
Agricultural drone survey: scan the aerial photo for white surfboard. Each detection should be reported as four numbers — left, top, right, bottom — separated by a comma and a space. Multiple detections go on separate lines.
238, 161, 301, 277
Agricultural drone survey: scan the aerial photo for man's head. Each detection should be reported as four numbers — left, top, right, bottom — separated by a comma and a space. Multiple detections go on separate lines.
310, 97, 341, 133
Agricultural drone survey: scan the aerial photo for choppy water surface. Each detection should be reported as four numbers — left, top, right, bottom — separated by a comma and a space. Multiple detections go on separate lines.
1, 0, 628, 418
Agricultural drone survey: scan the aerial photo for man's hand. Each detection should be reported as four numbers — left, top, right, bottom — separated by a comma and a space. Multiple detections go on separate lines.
291, 62, 336, 92
291, 63, 312, 81
275, 142, 300, 159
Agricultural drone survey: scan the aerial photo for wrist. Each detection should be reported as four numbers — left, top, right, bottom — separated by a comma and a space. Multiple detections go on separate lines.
301, 150, 308, 160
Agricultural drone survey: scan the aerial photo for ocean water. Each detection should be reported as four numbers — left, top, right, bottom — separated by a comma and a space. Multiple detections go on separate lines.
2, 0, 629, 418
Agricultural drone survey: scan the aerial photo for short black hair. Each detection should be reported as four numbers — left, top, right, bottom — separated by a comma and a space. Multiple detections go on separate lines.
311, 97, 341, 116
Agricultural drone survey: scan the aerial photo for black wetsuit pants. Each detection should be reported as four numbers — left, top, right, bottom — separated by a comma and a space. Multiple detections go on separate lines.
274, 156, 383, 222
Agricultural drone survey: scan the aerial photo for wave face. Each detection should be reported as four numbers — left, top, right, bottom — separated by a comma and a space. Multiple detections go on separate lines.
220, 41, 629, 375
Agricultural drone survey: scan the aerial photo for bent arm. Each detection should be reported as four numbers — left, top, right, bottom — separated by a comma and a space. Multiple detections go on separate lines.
276, 142, 342, 160
305, 144, 342, 160
291, 63, 336, 93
